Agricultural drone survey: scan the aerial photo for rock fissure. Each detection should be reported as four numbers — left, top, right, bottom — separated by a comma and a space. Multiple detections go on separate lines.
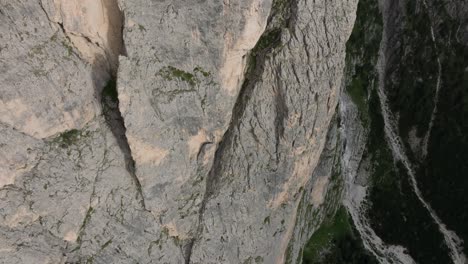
183, 0, 298, 262
73, 144, 110, 251
41, 0, 147, 214
47, 0, 147, 213
38, 1, 54, 26
101, 79, 148, 211
38, 1, 88, 64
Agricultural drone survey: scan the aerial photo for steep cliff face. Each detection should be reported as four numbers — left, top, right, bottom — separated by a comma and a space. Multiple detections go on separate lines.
117, 0, 358, 262
0, 0, 359, 263
4, 0, 465, 263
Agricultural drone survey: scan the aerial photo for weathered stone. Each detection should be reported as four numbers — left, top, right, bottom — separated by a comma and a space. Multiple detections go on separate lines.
0, 0, 360, 263
0, 0, 100, 139
117, 0, 357, 262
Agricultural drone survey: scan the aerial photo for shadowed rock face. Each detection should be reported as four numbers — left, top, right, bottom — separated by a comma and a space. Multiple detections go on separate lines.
0, 0, 359, 263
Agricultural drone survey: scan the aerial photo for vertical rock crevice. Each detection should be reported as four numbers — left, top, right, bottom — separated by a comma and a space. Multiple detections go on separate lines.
184, 0, 298, 262
204, 0, 297, 211
41, 0, 146, 210
92, 3, 148, 211
100, 78, 148, 211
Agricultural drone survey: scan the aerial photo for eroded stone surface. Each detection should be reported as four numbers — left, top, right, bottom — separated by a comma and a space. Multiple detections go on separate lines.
0, 1, 98, 139
40, 0, 124, 74
0, 0, 359, 263
118, 0, 358, 263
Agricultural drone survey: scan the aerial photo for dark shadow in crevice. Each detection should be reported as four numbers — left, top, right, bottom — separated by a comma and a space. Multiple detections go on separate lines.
99, 75, 147, 210
90, 2, 145, 210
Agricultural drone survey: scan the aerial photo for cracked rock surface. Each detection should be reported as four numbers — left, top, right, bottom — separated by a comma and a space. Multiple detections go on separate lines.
0, 0, 358, 263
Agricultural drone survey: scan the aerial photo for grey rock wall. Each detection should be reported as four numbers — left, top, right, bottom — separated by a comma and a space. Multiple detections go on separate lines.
0, 1, 99, 140
0, 0, 359, 263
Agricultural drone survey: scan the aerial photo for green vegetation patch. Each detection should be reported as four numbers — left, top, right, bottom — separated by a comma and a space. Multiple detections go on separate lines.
364, 89, 452, 263
302, 207, 351, 261
302, 207, 376, 264
194, 66, 211, 77
340, 0, 455, 261
251, 28, 282, 56
344, 0, 383, 125
54, 129, 87, 148
159, 66, 198, 86
61, 40, 73, 56
413, 2, 468, 255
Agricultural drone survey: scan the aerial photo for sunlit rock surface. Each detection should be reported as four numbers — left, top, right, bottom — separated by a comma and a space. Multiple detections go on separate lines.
0, 0, 360, 263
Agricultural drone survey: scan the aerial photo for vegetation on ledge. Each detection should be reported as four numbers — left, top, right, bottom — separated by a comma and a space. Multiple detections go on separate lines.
302, 206, 377, 264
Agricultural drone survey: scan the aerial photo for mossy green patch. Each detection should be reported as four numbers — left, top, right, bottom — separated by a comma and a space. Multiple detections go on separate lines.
302, 207, 376, 264
251, 28, 282, 56
54, 129, 84, 148
159, 66, 198, 86
194, 66, 211, 77
61, 40, 73, 56
138, 24, 146, 32
302, 207, 351, 261
254, 256, 263, 263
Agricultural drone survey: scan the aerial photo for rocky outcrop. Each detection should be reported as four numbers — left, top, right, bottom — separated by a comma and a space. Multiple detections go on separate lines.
0, 0, 359, 263
117, 0, 358, 262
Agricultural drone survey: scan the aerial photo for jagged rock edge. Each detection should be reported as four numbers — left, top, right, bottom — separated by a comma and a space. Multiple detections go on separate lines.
183, 0, 298, 262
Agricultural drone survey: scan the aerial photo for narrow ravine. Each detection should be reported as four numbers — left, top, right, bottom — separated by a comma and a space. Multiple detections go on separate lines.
339, 0, 417, 261
421, 0, 442, 158
340, 0, 466, 262
377, 23, 466, 263
340, 95, 416, 264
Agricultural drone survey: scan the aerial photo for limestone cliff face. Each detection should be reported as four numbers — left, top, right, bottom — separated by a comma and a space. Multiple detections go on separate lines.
0, 0, 358, 263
